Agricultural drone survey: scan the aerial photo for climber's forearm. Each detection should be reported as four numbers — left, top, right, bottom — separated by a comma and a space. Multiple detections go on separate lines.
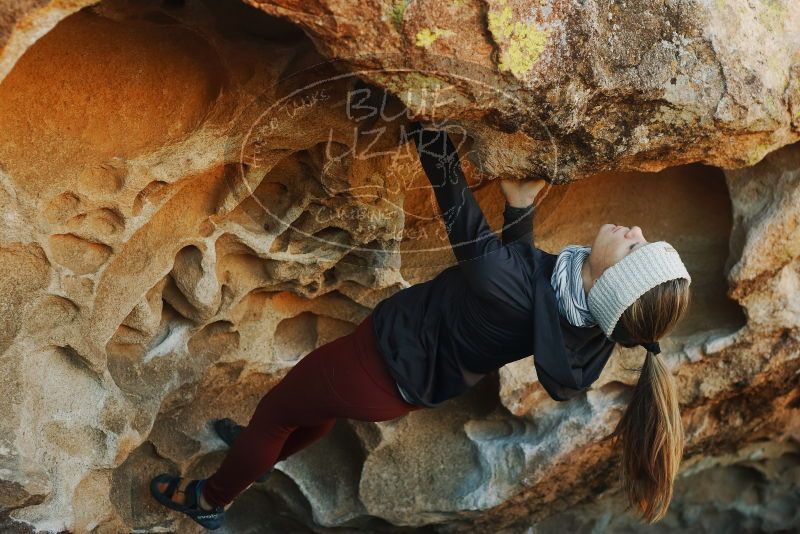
501, 202, 533, 245
408, 122, 499, 263
498, 178, 544, 245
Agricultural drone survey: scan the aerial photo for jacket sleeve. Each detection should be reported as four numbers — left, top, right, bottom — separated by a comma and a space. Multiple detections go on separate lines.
408, 122, 531, 308
501, 202, 534, 245
533, 357, 587, 401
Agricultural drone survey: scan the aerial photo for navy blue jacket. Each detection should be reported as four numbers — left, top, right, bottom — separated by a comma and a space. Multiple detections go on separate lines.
371, 124, 616, 407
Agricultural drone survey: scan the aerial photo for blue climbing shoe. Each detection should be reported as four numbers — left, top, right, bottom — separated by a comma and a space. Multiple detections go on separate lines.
149, 474, 224, 530
212, 418, 273, 483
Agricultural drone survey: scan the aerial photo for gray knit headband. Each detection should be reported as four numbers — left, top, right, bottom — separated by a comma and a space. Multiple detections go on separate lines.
587, 241, 691, 339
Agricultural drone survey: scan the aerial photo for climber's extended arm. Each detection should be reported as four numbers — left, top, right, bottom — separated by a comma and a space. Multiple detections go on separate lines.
407, 122, 498, 264
499, 178, 545, 245
406, 121, 530, 307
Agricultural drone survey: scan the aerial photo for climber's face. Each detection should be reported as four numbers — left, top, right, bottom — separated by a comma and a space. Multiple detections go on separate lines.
585, 224, 648, 290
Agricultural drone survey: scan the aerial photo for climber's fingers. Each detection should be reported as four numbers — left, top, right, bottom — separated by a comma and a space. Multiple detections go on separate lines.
499, 178, 548, 205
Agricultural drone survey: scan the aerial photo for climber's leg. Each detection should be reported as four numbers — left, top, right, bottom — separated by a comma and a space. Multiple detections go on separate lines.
274, 421, 337, 462
202, 356, 336, 506
202, 313, 422, 508
212, 418, 334, 483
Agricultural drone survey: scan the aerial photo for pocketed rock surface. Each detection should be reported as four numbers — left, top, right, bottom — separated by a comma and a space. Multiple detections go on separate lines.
0, 1, 798, 532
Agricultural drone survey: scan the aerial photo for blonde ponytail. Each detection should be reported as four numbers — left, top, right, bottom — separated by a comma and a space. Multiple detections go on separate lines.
610, 349, 683, 522
608, 277, 690, 522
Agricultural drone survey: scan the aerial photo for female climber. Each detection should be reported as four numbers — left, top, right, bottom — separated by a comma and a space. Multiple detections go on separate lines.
150, 121, 691, 530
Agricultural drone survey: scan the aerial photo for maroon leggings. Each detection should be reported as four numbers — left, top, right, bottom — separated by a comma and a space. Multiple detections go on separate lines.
202, 313, 424, 507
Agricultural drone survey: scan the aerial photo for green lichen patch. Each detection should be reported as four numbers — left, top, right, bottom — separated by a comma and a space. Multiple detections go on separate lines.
486, 1, 551, 79
415, 27, 456, 48
370, 71, 467, 116
744, 142, 774, 166
371, 72, 447, 99
756, 0, 786, 30
388, 0, 411, 32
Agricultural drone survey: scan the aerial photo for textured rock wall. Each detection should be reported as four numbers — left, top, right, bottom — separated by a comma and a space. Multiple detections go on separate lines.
0, 0, 798, 533
244, 0, 800, 180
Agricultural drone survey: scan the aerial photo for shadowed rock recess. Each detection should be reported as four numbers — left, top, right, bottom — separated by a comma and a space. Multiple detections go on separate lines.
0, 0, 798, 532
